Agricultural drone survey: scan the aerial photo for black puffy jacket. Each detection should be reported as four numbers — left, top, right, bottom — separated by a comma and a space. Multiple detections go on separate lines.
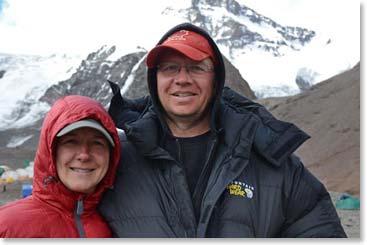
99, 23, 346, 238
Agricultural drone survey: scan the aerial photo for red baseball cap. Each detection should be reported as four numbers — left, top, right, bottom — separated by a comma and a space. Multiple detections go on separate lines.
146, 30, 216, 68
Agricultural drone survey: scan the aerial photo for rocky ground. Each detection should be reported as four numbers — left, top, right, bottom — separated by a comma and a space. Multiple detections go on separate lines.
0, 181, 360, 238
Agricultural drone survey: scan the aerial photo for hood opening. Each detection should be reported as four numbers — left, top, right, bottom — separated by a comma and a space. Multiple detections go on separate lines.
146, 23, 226, 136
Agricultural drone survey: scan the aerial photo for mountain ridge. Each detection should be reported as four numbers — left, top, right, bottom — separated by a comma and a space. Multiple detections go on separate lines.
165, 0, 315, 59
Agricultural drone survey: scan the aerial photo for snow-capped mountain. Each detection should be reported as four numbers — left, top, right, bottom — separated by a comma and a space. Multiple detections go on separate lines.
165, 0, 315, 58
0, 0, 359, 152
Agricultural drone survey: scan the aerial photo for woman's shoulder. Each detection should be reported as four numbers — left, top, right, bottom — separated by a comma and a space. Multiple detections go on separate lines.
0, 197, 40, 236
0, 196, 43, 220
0, 196, 69, 237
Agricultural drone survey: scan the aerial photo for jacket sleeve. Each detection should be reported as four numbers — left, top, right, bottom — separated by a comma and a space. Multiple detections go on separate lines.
280, 155, 347, 238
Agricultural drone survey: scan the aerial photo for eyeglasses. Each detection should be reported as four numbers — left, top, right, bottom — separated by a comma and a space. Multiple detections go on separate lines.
157, 62, 214, 77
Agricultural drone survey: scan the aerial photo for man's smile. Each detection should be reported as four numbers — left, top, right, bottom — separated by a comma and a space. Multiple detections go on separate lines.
171, 92, 197, 97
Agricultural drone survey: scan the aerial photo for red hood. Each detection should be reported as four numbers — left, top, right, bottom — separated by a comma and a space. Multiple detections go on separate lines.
32, 95, 120, 214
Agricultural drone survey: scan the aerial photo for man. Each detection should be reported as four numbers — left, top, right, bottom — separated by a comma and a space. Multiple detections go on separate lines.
99, 23, 346, 238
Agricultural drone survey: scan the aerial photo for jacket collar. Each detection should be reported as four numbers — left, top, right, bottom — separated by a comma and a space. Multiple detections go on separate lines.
221, 87, 310, 167
147, 23, 226, 137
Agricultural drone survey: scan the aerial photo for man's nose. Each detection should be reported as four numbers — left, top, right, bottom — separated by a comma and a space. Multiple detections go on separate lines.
174, 66, 192, 83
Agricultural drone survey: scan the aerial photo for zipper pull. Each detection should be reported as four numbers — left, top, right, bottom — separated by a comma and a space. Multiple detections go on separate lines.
76, 199, 84, 216
74, 199, 86, 237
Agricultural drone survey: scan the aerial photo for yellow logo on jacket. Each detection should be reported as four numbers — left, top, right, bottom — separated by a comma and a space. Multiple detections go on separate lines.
227, 181, 254, 199
227, 184, 245, 197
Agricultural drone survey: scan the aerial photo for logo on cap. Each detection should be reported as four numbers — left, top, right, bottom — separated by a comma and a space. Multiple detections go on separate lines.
146, 29, 217, 68
166, 30, 189, 42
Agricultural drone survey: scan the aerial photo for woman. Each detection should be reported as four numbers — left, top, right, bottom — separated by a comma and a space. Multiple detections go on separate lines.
0, 95, 120, 238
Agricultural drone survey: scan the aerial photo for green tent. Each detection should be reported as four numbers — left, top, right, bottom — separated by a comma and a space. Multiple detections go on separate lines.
22, 160, 31, 168
0, 166, 4, 176
336, 193, 360, 210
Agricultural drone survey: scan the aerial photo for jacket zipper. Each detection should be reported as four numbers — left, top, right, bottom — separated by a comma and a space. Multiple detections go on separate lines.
74, 198, 86, 238
192, 138, 217, 200
175, 138, 190, 237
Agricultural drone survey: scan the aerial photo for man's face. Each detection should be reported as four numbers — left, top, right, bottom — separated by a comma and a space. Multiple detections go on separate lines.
156, 51, 215, 124
55, 127, 110, 194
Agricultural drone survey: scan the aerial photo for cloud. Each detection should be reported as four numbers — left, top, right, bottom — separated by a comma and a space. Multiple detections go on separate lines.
0, 0, 186, 55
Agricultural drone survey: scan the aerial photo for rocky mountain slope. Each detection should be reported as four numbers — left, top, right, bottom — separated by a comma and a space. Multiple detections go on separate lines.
260, 63, 360, 196
40, 45, 255, 105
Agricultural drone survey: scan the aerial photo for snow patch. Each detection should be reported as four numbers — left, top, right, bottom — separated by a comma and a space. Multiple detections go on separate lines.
121, 54, 147, 95
7, 135, 33, 148
0, 53, 82, 129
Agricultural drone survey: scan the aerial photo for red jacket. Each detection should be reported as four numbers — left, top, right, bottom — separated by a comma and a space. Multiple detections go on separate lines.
0, 96, 120, 238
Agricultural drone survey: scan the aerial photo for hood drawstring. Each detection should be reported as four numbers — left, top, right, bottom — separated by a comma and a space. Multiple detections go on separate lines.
42, 176, 56, 187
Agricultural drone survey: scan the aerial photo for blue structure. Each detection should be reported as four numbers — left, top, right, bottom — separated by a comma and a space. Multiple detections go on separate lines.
21, 184, 33, 198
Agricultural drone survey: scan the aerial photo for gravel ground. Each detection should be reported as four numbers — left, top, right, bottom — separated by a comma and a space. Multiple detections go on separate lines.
0, 182, 360, 238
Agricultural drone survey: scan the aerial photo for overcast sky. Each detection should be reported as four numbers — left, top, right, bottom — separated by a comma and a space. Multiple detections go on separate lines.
0, 0, 361, 56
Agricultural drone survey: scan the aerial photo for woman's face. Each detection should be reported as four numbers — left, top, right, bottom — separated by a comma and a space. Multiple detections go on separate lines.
55, 127, 110, 194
